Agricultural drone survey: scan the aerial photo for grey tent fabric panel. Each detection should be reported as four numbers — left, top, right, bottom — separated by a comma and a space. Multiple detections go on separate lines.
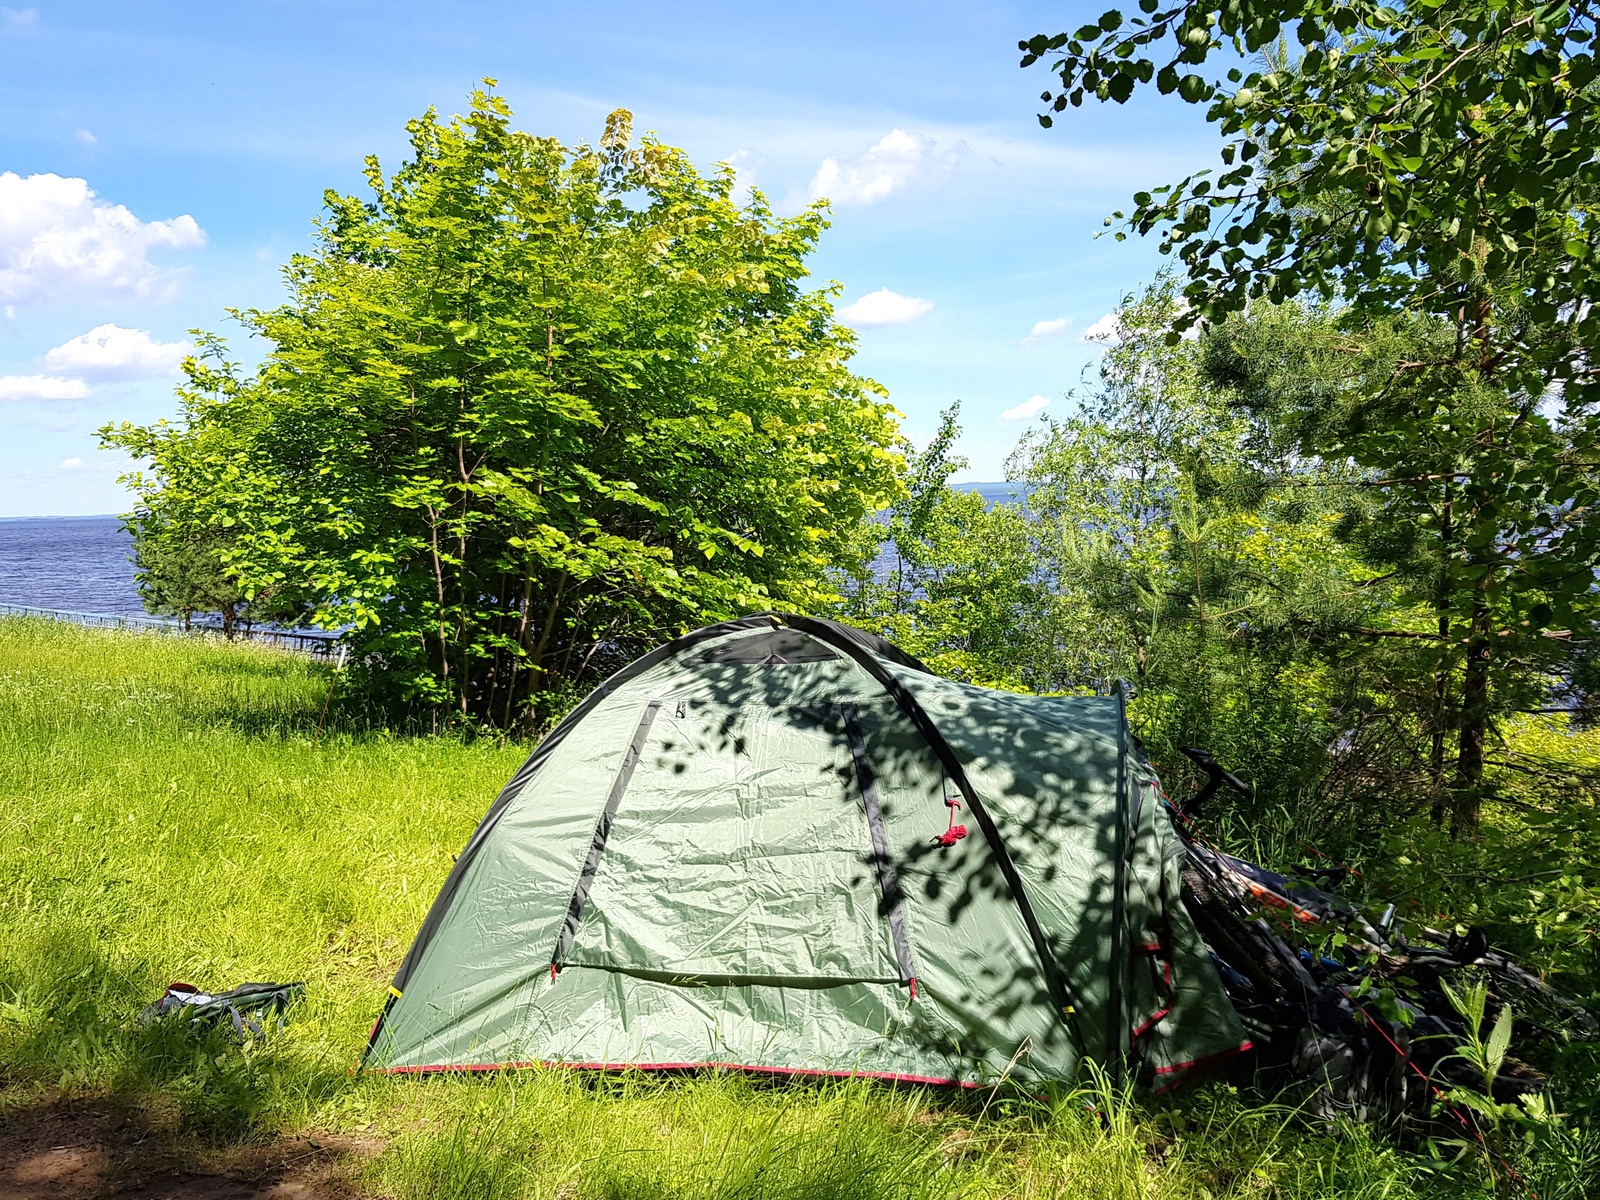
551, 700, 662, 970
841, 703, 917, 987
782, 617, 1087, 1053
859, 702, 1080, 1078
516, 969, 986, 1081
886, 671, 1118, 1019
689, 629, 839, 664
370, 695, 658, 1069
563, 699, 900, 984
377, 615, 785, 1013
1127, 748, 1250, 1081
879, 671, 1238, 1077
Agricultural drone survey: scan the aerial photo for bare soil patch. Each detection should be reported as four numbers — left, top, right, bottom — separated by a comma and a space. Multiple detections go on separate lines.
0, 1103, 375, 1200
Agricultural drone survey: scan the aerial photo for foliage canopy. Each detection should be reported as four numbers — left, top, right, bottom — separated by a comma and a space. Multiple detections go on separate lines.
104, 88, 903, 727
1022, 0, 1600, 826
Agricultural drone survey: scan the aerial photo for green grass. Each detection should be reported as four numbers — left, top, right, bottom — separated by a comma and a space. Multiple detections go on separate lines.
0, 615, 1590, 1198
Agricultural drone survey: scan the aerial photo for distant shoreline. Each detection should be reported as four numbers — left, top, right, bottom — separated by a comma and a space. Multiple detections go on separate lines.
0, 484, 1031, 524
0, 513, 122, 522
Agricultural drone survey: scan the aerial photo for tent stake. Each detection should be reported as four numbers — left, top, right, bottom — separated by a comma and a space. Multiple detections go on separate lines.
314, 644, 349, 745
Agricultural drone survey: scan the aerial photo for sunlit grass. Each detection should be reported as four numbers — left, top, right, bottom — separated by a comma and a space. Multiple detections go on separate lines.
0, 615, 1581, 1197
0, 617, 517, 1128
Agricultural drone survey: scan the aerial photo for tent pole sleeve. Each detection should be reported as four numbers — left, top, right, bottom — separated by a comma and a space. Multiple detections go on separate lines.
1109, 688, 1130, 1085
778, 615, 1087, 1056
550, 700, 662, 970
842, 703, 918, 986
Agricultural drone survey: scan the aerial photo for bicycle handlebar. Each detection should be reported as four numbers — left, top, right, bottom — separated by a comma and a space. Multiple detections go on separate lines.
1178, 746, 1252, 817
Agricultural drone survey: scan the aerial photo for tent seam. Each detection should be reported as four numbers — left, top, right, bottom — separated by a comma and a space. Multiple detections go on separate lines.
842, 702, 919, 988
774, 614, 1088, 1058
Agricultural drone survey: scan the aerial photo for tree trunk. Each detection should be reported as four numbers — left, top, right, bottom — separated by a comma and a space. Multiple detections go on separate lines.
1428, 611, 1451, 828
1429, 492, 1454, 827
1452, 287, 1496, 832
425, 506, 450, 686
528, 573, 567, 678
501, 569, 536, 730
1452, 611, 1492, 835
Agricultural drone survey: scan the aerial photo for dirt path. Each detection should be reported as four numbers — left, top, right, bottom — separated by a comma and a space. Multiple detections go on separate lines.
0, 1104, 373, 1200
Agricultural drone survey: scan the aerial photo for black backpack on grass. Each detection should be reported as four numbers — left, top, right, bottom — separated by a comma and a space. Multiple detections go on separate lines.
139, 981, 306, 1038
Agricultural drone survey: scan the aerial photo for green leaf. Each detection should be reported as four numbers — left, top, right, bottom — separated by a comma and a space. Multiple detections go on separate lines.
1486, 1003, 1513, 1084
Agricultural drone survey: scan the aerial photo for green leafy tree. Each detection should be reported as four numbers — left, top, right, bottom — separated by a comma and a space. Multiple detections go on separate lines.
115, 345, 300, 638
839, 405, 1074, 691
1010, 282, 1377, 801
1008, 279, 1222, 692
104, 87, 903, 727
847, 286, 1379, 808
129, 523, 246, 634
1022, 1, 1600, 360
1205, 304, 1594, 830
1023, 1, 1600, 828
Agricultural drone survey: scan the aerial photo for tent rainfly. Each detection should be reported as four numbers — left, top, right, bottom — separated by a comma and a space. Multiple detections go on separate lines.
364, 614, 1249, 1087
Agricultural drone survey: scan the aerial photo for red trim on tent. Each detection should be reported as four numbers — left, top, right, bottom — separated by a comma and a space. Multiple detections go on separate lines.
1131, 1005, 1172, 1039
376, 1058, 984, 1088
1150, 1040, 1254, 1095
1154, 1039, 1254, 1075
1129, 940, 1176, 1041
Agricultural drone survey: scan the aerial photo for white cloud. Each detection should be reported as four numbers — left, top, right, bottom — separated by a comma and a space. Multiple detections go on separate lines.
724, 148, 758, 206
1002, 394, 1052, 421
1080, 311, 1120, 343
836, 288, 934, 328
1021, 316, 1072, 346
41, 323, 191, 380
59, 456, 83, 470
0, 374, 90, 401
1079, 301, 1200, 345
807, 129, 965, 207
1, 7, 38, 30
0, 324, 187, 408
0, 172, 205, 304
74, 129, 97, 147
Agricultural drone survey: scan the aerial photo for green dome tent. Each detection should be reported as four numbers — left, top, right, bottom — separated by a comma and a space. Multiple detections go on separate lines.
364, 614, 1248, 1088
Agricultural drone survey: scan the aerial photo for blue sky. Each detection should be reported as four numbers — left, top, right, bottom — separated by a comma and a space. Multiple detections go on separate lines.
0, 1, 1213, 516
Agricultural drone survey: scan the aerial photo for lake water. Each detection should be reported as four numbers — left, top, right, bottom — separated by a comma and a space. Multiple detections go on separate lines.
0, 515, 143, 616
962, 482, 1028, 507
0, 484, 1030, 618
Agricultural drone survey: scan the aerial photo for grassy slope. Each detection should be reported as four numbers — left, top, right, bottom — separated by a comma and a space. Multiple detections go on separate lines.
0, 616, 1554, 1198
